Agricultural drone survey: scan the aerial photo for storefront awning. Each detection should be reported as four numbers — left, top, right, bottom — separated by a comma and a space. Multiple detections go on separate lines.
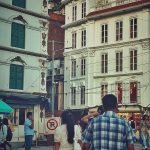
118, 104, 142, 113
0, 100, 13, 114
0, 91, 47, 106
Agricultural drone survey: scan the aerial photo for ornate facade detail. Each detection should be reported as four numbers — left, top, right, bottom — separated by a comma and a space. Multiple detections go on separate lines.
89, 50, 95, 57
39, 20, 47, 28
10, 56, 27, 65
42, 33, 46, 47
13, 15, 28, 24
39, 59, 47, 68
141, 39, 150, 50
43, 0, 47, 8
41, 72, 45, 86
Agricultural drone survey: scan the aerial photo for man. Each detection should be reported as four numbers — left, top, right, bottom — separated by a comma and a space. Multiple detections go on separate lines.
82, 94, 134, 150
24, 112, 34, 150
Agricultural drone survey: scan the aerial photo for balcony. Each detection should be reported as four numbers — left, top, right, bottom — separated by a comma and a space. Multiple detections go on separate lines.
95, 0, 142, 10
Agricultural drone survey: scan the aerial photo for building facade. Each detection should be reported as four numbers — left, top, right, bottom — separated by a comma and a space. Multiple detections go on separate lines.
0, 0, 48, 141
63, 0, 150, 115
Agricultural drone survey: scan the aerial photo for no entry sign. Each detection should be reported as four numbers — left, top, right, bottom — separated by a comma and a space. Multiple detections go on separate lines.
45, 117, 61, 134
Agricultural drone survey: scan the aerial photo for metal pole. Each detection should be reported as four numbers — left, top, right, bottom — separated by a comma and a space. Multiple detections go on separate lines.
51, 40, 55, 116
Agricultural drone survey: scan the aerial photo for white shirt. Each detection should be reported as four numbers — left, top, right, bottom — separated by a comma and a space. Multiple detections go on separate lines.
74, 125, 82, 150
54, 124, 74, 150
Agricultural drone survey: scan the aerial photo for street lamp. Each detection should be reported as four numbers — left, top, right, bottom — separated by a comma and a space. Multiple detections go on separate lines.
48, 40, 71, 116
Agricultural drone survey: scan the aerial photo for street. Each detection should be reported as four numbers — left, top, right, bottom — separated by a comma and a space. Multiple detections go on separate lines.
14, 143, 143, 150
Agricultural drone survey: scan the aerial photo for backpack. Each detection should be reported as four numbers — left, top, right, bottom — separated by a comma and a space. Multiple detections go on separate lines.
130, 120, 135, 129
6, 126, 13, 141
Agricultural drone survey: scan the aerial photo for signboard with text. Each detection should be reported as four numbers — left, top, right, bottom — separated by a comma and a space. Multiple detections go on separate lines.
45, 117, 61, 134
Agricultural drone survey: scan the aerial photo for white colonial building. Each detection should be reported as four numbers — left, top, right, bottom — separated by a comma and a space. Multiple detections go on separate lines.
63, 0, 150, 113
0, 0, 48, 142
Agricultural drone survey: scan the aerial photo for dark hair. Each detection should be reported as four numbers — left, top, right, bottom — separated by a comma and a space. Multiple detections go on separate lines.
102, 94, 117, 111
61, 110, 75, 144
27, 112, 32, 118
142, 115, 148, 120
81, 108, 89, 117
97, 105, 104, 114
130, 117, 133, 120
3, 118, 8, 125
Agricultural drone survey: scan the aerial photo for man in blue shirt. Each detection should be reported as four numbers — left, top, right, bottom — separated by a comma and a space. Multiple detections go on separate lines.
24, 112, 34, 150
83, 94, 135, 150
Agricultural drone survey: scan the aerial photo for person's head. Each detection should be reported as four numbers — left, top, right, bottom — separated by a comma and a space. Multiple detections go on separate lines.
61, 110, 74, 144
130, 117, 133, 120
102, 94, 117, 111
26, 112, 33, 120
3, 118, 8, 125
97, 105, 104, 114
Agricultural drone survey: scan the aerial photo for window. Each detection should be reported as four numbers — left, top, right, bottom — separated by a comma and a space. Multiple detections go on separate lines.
9, 64, 24, 90
12, 0, 26, 8
11, 22, 25, 49
82, 2, 86, 18
72, 5, 77, 22
72, 32, 77, 49
71, 87, 76, 105
71, 59, 76, 77
130, 82, 138, 103
130, 49, 137, 70
101, 84, 108, 98
130, 18, 137, 38
116, 21, 123, 41
117, 82, 122, 104
101, 53, 108, 73
81, 29, 86, 47
81, 86, 85, 105
81, 58, 86, 76
101, 24, 108, 43
116, 51, 123, 72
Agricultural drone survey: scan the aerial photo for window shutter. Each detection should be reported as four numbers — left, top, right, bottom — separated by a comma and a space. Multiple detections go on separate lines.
11, 23, 25, 49
9, 64, 24, 90
12, 0, 26, 8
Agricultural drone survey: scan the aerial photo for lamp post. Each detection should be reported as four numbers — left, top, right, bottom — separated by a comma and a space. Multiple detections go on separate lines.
48, 40, 71, 116
51, 40, 55, 116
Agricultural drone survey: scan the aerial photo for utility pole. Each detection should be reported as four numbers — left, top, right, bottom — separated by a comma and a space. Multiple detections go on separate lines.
51, 40, 55, 116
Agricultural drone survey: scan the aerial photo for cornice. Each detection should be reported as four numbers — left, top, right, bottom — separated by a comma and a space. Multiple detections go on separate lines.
0, 2, 49, 20
0, 45, 47, 58
87, 2, 150, 21
94, 71, 143, 78
62, 1, 150, 29
63, 38, 150, 56
62, 18, 87, 29
0, 17, 47, 32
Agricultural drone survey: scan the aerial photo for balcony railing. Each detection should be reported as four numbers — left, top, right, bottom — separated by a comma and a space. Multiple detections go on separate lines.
95, 0, 142, 10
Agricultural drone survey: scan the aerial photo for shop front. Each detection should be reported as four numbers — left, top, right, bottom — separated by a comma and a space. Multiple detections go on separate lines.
0, 91, 47, 142
118, 104, 143, 128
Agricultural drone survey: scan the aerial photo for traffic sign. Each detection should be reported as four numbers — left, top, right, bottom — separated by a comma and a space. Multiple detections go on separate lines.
45, 117, 61, 134
47, 118, 58, 130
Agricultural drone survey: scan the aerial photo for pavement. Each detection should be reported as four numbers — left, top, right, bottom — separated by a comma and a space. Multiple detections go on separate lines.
13, 143, 144, 150
16, 146, 54, 150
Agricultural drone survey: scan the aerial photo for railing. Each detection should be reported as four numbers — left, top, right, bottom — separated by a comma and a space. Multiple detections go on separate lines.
95, 0, 142, 10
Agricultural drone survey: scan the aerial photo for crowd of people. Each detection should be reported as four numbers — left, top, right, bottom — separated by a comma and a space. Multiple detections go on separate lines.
0, 94, 149, 150
54, 94, 150, 150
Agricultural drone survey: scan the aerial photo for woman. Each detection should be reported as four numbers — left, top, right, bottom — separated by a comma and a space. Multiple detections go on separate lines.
0, 118, 7, 150
140, 115, 149, 149
74, 120, 82, 150
54, 110, 75, 150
